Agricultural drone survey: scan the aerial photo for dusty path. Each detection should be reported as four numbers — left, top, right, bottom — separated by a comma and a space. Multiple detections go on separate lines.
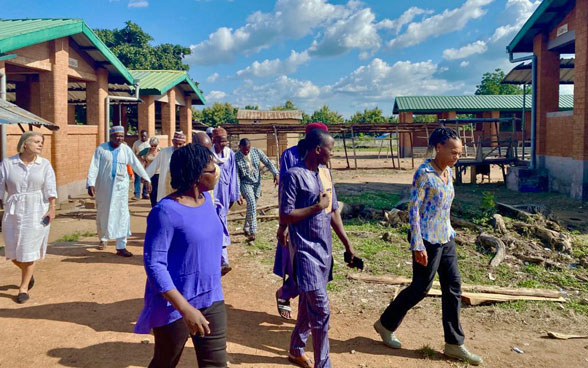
0, 157, 586, 368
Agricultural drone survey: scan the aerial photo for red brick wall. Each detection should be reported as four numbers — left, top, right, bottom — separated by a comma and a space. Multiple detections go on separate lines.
549, 7, 576, 41
573, 0, 588, 161
545, 114, 575, 158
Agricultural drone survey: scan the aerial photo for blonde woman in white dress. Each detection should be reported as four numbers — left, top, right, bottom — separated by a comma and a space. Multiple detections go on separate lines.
0, 131, 57, 304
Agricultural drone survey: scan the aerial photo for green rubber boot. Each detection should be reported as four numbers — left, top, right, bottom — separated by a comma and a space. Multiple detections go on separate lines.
373, 319, 402, 349
444, 344, 483, 365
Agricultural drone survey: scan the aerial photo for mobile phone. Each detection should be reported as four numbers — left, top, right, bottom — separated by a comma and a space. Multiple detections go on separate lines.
344, 251, 364, 270
41, 216, 50, 226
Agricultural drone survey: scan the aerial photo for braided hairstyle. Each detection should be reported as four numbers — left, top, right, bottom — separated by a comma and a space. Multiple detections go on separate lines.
170, 143, 212, 193
297, 128, 332, 160
428, 127, 460, 148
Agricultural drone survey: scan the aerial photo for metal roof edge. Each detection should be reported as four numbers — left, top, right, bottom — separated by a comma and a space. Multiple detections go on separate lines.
0, 19, 83, 54
81, 23, 134, 84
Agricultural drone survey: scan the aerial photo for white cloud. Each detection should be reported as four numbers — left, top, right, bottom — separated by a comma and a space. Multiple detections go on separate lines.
308, 7, 382, 57
442, 40, 488, 60
330, 58, 460, 99
206, 72, 220, 83
489, 0, 541, 43
233, 76, 321, 107
206, 90, 227, 101
560, 85, 574, 95
376, 7, 433, 34
186, 0, 350, 65
460, 61, 470, 67
128, 0, 148, 8
388, 0, 494, 48
236, 50, 310, 78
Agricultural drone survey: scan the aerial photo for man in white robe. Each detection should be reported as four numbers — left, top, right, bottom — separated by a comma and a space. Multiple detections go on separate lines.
86, 126, 151, 257
145, 131, 186, 203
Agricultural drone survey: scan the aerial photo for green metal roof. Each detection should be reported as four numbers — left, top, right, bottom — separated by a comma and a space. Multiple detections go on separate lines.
507, 0, 575, 53
0, 18, 133, 83
130, 70, 205, 105
393, 95, 574, 114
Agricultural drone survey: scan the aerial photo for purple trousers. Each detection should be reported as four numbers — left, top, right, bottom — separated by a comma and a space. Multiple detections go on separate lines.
289, 288, 331, 368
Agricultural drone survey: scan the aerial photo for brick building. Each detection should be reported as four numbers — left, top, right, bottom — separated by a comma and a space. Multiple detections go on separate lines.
0, 19, 205, 201
392, 94, 573, 156
236, 109, 302, 157
507, 0, 588, 200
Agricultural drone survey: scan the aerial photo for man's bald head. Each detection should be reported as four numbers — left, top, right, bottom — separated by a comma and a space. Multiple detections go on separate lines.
194, 131, 213, 150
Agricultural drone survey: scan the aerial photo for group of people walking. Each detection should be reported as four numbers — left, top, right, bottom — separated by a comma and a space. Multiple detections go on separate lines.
0, 123, 483, 367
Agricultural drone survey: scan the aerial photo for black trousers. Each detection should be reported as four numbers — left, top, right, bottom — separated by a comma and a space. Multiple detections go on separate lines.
149, 174, 159, 208
379, 239, 465, 345
149, 301, 227, 368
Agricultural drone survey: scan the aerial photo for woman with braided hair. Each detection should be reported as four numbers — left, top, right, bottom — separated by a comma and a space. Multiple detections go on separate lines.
373, 127, 483, 366
135, 144, 227, 367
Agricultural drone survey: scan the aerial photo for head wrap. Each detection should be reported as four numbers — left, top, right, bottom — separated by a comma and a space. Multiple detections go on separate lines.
212, 126, 228, 139
206, 127, 214, 136
305, 122, 328, 134
110, 126, 125, 135
17, 131, 44, 153
173, 131, 186, 141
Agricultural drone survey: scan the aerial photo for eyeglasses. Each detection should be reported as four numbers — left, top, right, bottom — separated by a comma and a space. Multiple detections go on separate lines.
150, 145, 158, 148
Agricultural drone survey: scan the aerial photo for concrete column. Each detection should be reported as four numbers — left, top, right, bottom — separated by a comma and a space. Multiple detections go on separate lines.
86, 67, 109, 144
398, 111, 413, 157
162, 89, 176, 146
68, 104, 76, 124
138, 95, 155, 138
572, 0, 588, 199
29, 75, 41, 116
482, 111, 500, 147
533, 32, 560, 158
39, 37, 69, 189
180, 96, 192, 143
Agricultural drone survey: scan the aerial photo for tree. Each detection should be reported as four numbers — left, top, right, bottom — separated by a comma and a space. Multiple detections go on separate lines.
271, 100, 297, 111
193, 103, 238, 127
475, 68, 529, 95
348, 107, 388, 123
94, 21, 191, 71
310, 105, 343, 125
244, 105, 259, 110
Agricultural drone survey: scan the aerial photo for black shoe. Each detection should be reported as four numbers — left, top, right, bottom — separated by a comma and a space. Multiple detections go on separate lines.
116, 249, 133, 257
16, 292, 29, 304
28, 275, 35, 291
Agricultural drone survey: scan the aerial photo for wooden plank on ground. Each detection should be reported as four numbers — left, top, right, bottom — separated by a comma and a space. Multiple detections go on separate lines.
546, 331, 588, 340
348, 273, 563, 299
460, 292, 567, 306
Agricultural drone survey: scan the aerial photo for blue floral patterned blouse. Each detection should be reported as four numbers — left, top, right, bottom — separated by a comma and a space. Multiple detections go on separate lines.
408, 159, 456, 251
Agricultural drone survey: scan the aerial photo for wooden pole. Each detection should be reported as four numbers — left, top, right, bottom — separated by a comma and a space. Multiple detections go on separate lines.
273, 125, 280, 169
342, 131, 350, 169
350, 126, 358, 169
409, 131, 414, 169
388, 132, 395, 169
395, 125, 401, 169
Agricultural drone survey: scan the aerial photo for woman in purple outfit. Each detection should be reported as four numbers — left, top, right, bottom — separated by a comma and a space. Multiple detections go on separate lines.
135, 144, 227, 368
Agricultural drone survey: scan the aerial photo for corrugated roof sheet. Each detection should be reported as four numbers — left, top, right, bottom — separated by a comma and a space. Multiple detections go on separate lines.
503, 59, 574, 85
0, 99, 59, 130
0, 18, 133, 83
236, 110, 302, 120
393, 95, 574, 114
507, 0, 573, 53
130, 70, 205, 105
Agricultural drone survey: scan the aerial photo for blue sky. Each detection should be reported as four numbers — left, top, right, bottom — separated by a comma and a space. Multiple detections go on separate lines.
2, 0, 565, 117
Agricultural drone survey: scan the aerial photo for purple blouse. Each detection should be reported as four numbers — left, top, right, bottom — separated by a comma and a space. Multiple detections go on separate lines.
135, 193, 224, 334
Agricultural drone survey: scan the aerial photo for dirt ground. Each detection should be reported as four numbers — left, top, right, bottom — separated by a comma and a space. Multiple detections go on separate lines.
1, 152, 587, 368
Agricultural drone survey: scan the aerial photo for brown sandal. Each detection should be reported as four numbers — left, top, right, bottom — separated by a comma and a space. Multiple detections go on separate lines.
288, 353, 313, 368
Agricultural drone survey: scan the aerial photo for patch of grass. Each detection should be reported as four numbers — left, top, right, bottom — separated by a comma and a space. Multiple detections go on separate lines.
338, 191, 400, 210
58, 231, 95, 242
417, 344, 437, 359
